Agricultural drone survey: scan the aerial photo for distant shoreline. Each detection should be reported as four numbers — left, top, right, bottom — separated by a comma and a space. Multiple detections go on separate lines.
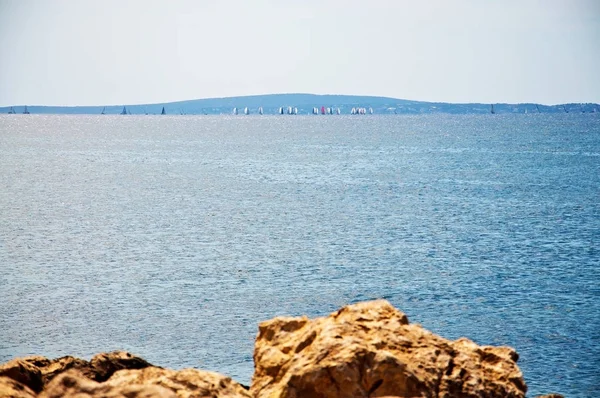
1, 93, 599, 115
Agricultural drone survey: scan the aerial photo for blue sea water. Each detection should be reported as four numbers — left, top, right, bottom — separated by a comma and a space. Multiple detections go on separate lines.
0, 114, 598, 397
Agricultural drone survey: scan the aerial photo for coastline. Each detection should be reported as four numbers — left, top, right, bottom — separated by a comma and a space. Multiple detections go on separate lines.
0, 300, 561, 398
1, 93, 598, 115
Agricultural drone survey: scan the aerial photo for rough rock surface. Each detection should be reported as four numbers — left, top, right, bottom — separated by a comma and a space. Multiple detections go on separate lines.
105, 367, 252, 397
32, 356, 96, 386
251, 300, 527, 398
0, 376, 37, 398
38, 370, 176, 398
0, 351, 153, 394
89, 351, 155, 382
0, 359, 44, 393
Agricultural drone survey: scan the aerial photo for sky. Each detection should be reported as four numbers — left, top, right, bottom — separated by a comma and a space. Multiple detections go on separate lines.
0, 0, 599, 106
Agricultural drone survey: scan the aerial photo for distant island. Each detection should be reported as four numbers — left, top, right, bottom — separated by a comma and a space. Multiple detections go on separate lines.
2, 93, 599, 115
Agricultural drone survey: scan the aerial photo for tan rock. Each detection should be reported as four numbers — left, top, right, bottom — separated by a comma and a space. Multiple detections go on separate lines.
89, 351, 154, 382
38, 369, 176, 398
251, 300, 527, 398
36, 355, 96, 385
0, 358, 43, 393
105, 366, 251, 398
19, 356, 51, 369
0, 376, 37, 398
0, 351, 154, 393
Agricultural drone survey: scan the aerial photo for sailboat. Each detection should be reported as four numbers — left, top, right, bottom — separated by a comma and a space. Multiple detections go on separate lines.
258, 107, 263, 115
121, 106, 127, 115
233, 107, 238, 115
278, 107, 284, 115
321, 106, 326, 115
294, 107, 298, 115
287, 106, 293, 115
23, 106, 30, 114
8, 107, 15, 114
244, 107, 249, 115
101, 106, 106, 115
336, 108, 341, 115
369, 107, 373, 114
161, 107, 166, 115
491, 104, 495, 114
564, 105, 569, 113
536, 104, 540, 113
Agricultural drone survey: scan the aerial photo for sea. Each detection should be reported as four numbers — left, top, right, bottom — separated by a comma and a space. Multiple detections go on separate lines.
0, 114, 598, 397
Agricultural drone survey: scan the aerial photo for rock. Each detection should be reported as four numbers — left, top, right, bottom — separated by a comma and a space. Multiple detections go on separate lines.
36, 355, 97, 386
535, 395, 564, 398
19, 356, 51, 369
105, 366, 252, 397
0, 351, 154, 394
37, 351, 153, 384
0, 376, 37, 398
251, 299, 527, 398
0, 358, 44, 393
38, 369, 176, 398
2, 355, 248, 397
89, 351, 154, 382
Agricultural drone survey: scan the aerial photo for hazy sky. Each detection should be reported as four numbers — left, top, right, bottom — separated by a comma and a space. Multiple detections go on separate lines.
1, 0, 599, 106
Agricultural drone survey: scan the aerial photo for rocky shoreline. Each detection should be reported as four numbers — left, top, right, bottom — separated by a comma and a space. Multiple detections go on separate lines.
1, 300, 561, 398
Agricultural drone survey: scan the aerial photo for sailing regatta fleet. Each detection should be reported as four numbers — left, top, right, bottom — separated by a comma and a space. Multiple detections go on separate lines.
234, 106, 373, 115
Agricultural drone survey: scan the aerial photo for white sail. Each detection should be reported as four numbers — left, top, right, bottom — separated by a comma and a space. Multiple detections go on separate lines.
258, 107, 263, 115
233, 107, 238, 115
244, 107, 249, 115
294, 107, 298, 115
337, 108, 341, 115
369, 107, 373, 114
